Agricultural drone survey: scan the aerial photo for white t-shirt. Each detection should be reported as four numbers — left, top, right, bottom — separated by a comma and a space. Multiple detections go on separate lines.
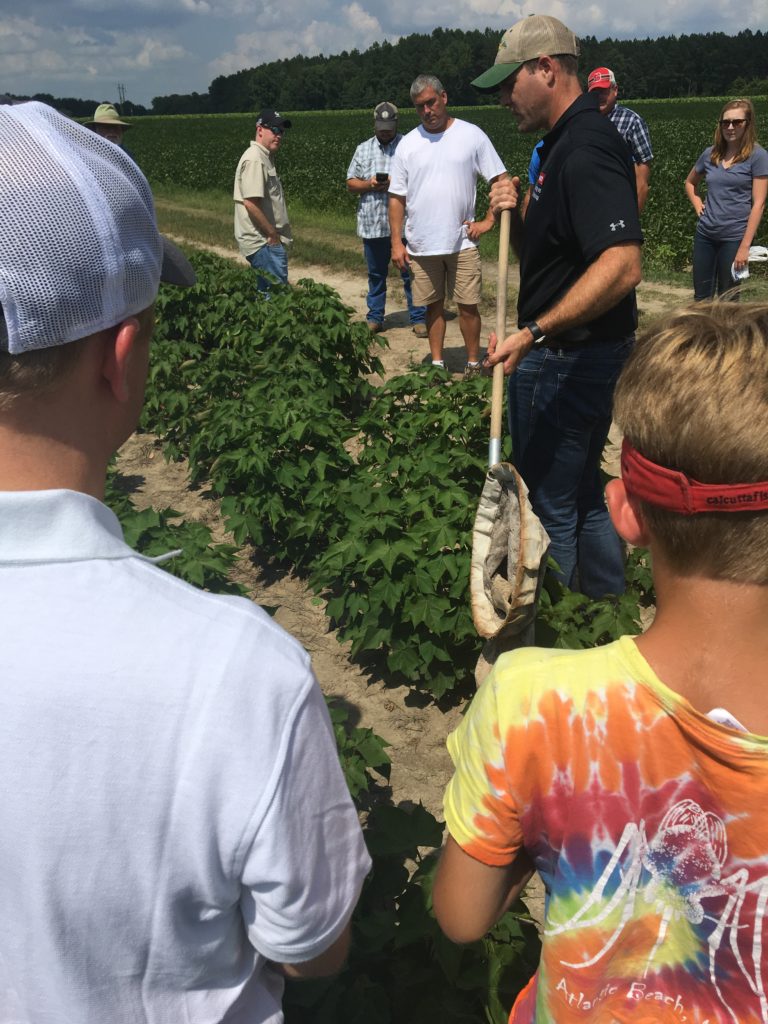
0, 489, 370, 1024
388, 118, 506, 255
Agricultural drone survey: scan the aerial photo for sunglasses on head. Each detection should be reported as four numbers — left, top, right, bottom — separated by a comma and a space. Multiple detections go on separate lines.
720, 117, 747, 127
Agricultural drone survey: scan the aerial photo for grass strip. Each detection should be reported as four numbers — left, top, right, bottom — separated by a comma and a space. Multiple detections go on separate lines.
151, 184, 768, 304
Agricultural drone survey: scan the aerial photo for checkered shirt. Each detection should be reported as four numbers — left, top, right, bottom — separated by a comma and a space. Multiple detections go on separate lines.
609, 105, 653, 165
346, 134, 402, 238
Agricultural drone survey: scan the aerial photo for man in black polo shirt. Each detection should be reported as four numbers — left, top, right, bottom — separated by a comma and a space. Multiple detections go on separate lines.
473, 14, 642, 598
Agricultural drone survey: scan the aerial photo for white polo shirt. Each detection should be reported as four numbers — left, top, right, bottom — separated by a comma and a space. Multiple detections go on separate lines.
0, 489, 370, 1024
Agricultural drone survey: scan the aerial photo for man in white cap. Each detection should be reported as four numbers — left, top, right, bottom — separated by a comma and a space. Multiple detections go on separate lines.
0, 101, 369, 1023
346, 101, 427, 336
234, 108, 293, 293
473, 15, 643, 599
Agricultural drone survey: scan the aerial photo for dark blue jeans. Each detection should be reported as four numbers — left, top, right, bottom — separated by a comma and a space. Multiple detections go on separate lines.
247, 243, 288, 294
363, 236, 425, 326
692, 230, 740, 301
509, 337, 634, 598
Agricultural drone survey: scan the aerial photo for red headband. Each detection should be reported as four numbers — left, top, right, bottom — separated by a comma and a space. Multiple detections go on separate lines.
621, 440, 768, 515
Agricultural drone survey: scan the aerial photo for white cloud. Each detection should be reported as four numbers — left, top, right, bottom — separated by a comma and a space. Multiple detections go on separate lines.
65, 0, 210, 11
209, 6, 384, 79
0, 16, 43, 55
1, 0, 764, 108
0, 15, 191, 99
130, 37, 188, 70
343, 1, 381, 36
461, 0, 521, 20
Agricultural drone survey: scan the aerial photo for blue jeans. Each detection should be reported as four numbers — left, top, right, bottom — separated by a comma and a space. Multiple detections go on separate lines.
247, 243, 288, 294
692, 230, 740, 301
509, 337, 634, 598
363, 236, 425, 326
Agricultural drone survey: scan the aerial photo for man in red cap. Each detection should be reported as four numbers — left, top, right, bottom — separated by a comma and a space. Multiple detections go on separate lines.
524, 66, 653, 215
587, 66, 653, 211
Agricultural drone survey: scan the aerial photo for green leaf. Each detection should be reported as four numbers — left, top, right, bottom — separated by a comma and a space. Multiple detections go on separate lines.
365, 804, 444, 857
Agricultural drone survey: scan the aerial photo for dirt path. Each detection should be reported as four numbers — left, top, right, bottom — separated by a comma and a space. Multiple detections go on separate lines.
117, 249, 691, 923
117, 251, 474, 827
174, 237, 693, 375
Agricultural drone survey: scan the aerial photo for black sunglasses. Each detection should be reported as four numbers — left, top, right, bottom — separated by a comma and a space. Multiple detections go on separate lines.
720, 117, 747, 127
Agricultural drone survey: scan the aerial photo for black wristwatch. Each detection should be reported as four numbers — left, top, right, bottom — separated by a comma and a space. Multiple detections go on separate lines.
524, 321, 547, 346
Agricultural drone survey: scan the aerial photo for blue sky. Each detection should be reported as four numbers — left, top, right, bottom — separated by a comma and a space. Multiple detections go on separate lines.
0, 0, 763, 108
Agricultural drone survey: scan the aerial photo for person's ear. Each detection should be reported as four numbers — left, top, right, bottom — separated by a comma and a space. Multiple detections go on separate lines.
100, 317, 141, 403
606, 478, 650, 546
538, 56, 555, 80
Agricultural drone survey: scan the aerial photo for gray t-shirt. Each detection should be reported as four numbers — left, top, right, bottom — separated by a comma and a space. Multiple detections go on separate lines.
695, 144, 768, 241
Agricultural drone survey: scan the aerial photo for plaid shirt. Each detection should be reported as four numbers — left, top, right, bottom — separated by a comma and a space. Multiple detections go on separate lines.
609, 104, 653, 165
346, 134, 403, 238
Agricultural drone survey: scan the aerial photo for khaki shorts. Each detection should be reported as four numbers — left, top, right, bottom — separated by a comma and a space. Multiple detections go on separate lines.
410, 247, 482, 306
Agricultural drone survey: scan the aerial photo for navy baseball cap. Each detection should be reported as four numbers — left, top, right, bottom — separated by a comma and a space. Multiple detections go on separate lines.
256, 109, 292, 131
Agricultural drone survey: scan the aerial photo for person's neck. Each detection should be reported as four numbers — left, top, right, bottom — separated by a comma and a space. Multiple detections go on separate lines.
546, 82, 583, 131
425, 116, 453, 135
634, 562, 768, 733
0, 423, 107, 500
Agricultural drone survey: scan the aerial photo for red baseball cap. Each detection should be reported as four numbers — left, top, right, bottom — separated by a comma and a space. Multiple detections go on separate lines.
588, 67, 616, 91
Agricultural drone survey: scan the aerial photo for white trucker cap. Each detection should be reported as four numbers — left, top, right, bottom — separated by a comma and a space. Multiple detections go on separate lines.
0, 101, 194, 355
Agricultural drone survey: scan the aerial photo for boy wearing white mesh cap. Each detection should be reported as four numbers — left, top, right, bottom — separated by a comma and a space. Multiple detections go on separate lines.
0, 103, 369, 1024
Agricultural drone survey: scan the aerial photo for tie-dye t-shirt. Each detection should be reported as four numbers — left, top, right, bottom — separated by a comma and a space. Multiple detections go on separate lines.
444, 636, 768, 1024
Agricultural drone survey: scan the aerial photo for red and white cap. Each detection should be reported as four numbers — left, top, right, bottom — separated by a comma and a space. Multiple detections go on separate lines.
621, 440, 768, 514
587, 67, 616, 91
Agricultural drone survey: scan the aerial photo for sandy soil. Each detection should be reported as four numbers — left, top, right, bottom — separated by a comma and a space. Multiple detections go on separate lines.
116, 252, 691, 922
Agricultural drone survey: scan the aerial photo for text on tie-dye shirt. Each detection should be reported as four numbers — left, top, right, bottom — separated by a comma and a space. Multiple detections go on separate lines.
444, 636, 768, 1023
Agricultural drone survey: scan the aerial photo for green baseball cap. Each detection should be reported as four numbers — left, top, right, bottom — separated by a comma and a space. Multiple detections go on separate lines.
471, 15, 580, 92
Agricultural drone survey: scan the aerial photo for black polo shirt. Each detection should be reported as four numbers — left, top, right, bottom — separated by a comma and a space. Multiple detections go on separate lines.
519, 92, 643, 344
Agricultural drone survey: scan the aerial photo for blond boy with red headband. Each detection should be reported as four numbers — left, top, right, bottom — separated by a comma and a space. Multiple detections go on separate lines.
433, 302, 768, 1023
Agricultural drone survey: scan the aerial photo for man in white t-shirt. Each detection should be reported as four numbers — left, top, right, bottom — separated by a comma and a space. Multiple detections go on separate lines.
0, 101, 370, 1024
389, 74, 506, 377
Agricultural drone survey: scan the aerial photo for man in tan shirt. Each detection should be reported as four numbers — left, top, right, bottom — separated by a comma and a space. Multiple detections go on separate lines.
234, 109, 292, 293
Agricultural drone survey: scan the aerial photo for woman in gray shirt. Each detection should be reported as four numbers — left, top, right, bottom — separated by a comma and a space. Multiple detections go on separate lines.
685, 99, 768, 300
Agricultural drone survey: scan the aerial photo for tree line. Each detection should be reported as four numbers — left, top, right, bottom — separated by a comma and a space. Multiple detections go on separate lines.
5, 27, 766, 118
162, 27, 768, 114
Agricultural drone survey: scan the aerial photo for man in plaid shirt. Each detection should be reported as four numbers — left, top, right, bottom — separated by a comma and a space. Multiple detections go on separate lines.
587, 67, 653, 212
346, 102, 427, 336
524, 67, 653, 217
